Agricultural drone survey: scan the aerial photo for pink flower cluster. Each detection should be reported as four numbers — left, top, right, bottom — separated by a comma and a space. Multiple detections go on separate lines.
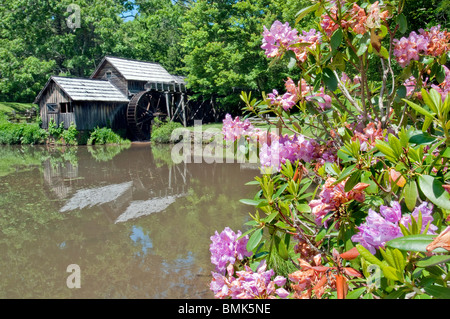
293, 29, 322, 63
261, 20, 299, 58
431, 65, 450, 101
210, 227, 252, 275
349, 121, 385, 151
320, 1, 390, 37
352, 201, 437, 254
221, 114, 337, 172
261, 20, 321, 62
267, 78, 331, 111
259, 134, 319, 173
210, 260, 289, 299
393, 26, 450, 67
222, 114, 254, 141
309, 177, 369, 227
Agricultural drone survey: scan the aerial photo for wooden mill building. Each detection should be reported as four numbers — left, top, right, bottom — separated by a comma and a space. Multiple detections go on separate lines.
34, 56, 188, 141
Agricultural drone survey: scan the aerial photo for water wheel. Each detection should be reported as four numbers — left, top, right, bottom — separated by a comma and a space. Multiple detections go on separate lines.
127, 91, 159, 141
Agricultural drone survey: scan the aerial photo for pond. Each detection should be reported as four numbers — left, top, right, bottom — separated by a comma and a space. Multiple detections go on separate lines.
0, 143, 260, 298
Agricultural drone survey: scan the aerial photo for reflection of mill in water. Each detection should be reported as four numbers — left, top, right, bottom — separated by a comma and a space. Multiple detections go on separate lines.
42, 146, 190, 224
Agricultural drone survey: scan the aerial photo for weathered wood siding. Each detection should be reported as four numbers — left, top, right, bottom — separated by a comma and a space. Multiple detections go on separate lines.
128, 80, 147, 94
91, 61, 128, 96
73, 102, 128, 131
39, 81, 74, 129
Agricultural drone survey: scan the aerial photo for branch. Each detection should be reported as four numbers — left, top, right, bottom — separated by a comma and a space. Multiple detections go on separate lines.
333, 69, 363, 114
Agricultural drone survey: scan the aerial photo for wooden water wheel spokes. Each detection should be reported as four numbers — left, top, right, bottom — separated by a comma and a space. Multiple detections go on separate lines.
127, 91, 156, 141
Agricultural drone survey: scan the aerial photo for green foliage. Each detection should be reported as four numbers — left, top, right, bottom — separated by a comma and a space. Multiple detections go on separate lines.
0, 121, 48, 145
151, 119, 184, 143
181, 0, 314, 113
87, 126, 130, 145
61, 122, 79, 146
223, 0, 450, 300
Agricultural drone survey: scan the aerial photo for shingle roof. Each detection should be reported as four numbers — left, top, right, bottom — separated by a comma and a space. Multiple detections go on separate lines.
94, 56, 177, 83
35, 76, 130, 103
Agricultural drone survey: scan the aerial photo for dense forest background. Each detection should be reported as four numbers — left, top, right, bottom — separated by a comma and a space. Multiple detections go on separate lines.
0, 0, 448, 114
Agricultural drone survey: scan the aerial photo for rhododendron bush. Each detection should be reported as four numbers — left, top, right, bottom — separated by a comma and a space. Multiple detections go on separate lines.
211, 0, 450, 299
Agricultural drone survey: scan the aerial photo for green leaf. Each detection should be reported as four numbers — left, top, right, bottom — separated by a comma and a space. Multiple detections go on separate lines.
374, 140, 397, 161
274, 235, 289, 260
417, 255, 450, 268
296, 203, 311, 213
286, 50, 297, 70
422, 116, 433, 132
424, 285, 450, 299
396, 13, 407, 33
239, 198, 264, 206
330, 28, 343, 51
403, 180, 418, 211
421, 88, 439, 114
322, 67, 338, 92
386, 234, 447, 253
344, 170, 362, 192
392, 248, 406, 273
442, 147, 450, 158
346, 287, 366, 299
356, 244, 383, 268
263, 211, 278, 223
418, 175, 450, 210
409, 132, 437, 145
356, 43, 368, 56
295, 2, 320, 24
382, 265, 401, 281
388, 134, 403, 159
334, 163, 357, 184
402, 98, 435, 119
247, 228, 263, 252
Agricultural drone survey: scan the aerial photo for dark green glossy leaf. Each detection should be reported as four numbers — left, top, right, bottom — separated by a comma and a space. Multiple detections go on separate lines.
322, 67, 338, 92
417, 255, 450, 268
331, 28, 343, 51
424, 285, 450, 299
247, 228, 263, 252
409, 132, 437, 145
418, 175, 450, 210
386, 234, 447, 253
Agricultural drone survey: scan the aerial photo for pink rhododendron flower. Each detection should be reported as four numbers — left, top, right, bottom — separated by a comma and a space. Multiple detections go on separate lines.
261, 20, 299, 58
349, 121, 385, 151
352, 201, 436, 254
394, 26, 449, 67
320, 1, 390, 37
210, 227, 252, 275
419, 25, 450, 57
222, 114, 254, 141
309, 177, 369, 227
210, 260, 289, 299
292, 29, 322, 63
267, 77, 331, 111
259, 134, 318, 173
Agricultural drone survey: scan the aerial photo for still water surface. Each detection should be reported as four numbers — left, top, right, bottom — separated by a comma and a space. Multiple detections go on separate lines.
0, 143, 259, 298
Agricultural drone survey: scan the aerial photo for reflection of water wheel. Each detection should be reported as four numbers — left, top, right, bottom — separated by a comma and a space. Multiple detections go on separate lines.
127, 91, 159, 141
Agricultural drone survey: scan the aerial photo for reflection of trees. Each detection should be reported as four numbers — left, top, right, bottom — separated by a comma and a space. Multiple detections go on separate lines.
0, 144, 259, 298
0, 145, 47, 177
87, 144, 131, 162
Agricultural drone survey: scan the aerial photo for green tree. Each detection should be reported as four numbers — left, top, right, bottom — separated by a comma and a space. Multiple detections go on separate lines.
122, 0, 187, 74
0, 0, 132, 102
180, 0, 316, 115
